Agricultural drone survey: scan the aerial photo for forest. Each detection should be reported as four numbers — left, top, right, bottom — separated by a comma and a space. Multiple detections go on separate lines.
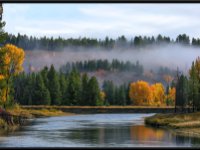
0, 4, 200, 113
4, 33, 200, 51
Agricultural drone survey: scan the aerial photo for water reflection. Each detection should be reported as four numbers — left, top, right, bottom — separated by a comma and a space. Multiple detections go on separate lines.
0, 114, 199, 147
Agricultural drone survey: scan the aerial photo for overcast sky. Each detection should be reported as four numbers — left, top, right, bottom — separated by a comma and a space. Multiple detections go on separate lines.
3, 4, 200, 39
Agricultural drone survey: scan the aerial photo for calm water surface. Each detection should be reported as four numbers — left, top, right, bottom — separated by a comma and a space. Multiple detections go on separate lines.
0, 113, 199, 147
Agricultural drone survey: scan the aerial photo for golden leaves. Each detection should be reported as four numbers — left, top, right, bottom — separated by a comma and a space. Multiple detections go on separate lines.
0, 44, 25, 76
129, 80, 151, 105
0, 44, 25, 105
129, 80, 168, 106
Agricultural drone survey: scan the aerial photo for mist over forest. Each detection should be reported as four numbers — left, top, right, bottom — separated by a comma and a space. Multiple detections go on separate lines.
6, 33, 200, 86
23, 44, 199, 73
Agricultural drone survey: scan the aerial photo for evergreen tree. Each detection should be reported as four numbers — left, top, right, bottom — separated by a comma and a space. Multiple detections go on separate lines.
47, 65, 61, 105
103, 80, 115, 105
59, 73, 67, 105
40, 66, 49, 88
87, 76, 100, 106
65, 69, 81, 105
32, 74, 51, 105
0, 4, 7, 45
81, 73, 89, 105
189, 61, 200, 112
175, 74, 189, 112
118, 85, 126, 106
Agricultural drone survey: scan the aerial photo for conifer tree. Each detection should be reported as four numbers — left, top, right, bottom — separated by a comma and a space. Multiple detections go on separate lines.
33, 74, 51, 105
47, 65, 61, 105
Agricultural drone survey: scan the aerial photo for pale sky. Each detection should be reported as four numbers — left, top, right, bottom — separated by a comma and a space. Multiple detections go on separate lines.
3, 4, 200, 39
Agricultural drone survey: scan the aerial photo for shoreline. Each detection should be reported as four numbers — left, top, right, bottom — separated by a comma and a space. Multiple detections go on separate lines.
144, 112, 200, 138
0, 107, 76, 132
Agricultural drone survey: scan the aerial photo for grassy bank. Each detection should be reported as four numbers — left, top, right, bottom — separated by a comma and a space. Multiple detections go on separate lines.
145, 112, 200, 138
22, 105, 174, 109
7, 104, 76, 118
145, 112, 200, 128
0, 104, 75, 130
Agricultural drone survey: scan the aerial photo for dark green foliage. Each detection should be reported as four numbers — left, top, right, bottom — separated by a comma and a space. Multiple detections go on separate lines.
175, 74, 189, 112
176, 34, 190, 45
60, 59, 143, 75
6, 33, 200, 51
87, 76, 101, 106
81, 73, 89, 105
103, 80, 129, 106
59, 73, 68, 105
40, 66, 49, 88
103, 80, 115, 105
65, 69, 81, 105
189, 62, 200, 111
47, 65, 61, 105
32, 74, 51, 105
0, 4, 7, 45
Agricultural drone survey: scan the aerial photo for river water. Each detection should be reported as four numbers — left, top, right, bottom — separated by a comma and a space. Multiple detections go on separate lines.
0, 113, 199, 147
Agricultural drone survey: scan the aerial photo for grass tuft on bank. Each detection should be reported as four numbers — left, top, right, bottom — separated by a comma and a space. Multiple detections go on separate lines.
145, 112, 200, 129
6, 104, 75, 118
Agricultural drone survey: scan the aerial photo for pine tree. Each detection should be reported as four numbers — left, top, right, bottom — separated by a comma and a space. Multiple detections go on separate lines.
0, 4, 7, 45
40, 66, 49, 88
33, 74, 51, 105
59, 73, 67, 105
189, 61, 200, 112
81, 73, 89, 105
65, 69, 81, 105
175, 74, 189, 112
47, 65, 61, 105
87, 76, 100, 106
103, 80, 115, 105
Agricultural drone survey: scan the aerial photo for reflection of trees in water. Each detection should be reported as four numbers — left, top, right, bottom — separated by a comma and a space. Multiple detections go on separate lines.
32, 122, 200, 146
174, 134, 200, 147
174, 135, 191, 146
130, 125, 168, 142
191, 137, 200, 146
66, 125, 131, 145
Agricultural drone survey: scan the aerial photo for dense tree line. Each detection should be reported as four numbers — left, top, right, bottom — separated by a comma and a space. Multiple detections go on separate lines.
102, 80, 131, 106
13, 65, 104, 106
60, 59, 143, 75
4, 33, 200, 51
14, 65, 134, 106
175, 57, 200, 112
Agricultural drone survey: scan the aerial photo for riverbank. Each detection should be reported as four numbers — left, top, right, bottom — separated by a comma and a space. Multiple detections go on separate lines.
145, 112, 200, 138
22, 105, 175, 114
0, 105, 76, 131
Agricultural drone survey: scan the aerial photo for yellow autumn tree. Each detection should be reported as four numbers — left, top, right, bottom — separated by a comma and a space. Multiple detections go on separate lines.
150, 83, 165, 106
0, 44, 25, 108
129, 80, 166, 106
129, 80, 151, 105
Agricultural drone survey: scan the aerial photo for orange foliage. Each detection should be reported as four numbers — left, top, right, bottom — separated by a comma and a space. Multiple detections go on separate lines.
0, 44, 25, 105
130, 125, 165, 142
129, 80, 166, 106
129, 80, 151, 105
150, 83, 165, 106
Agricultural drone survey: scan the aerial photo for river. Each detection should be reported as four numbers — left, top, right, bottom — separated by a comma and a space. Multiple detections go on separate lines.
0, 113, 199, 147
